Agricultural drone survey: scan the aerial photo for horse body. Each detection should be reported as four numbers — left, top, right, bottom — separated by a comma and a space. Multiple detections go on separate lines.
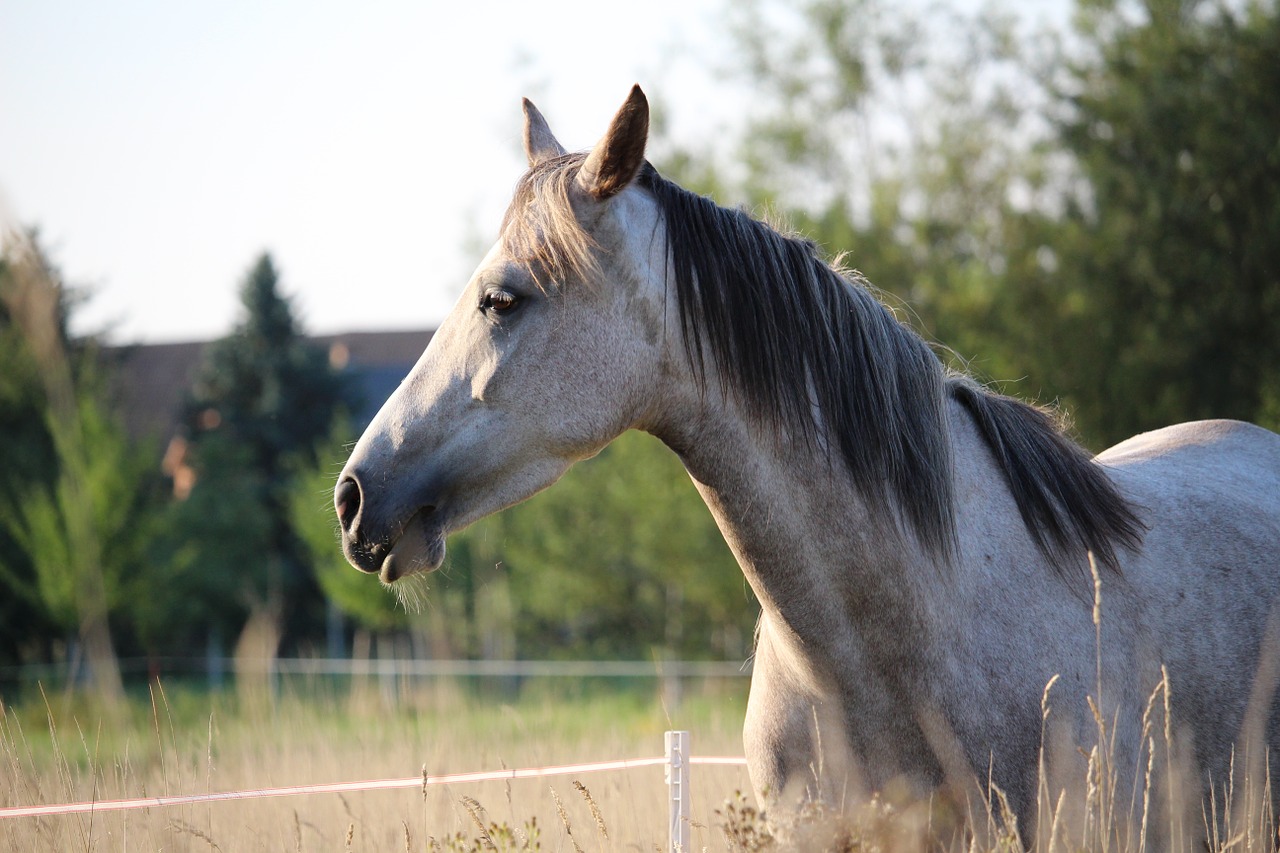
1100, 421, 1280, 787
707, 401, 1280, 815
335, 86, 1280, 825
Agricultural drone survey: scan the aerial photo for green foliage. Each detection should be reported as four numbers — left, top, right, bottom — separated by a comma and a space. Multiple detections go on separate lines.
314, 428, 752, 660
0, 234, 163, 686
678, 0, 1057, 386
0, 252, 61, 663
449, 431, 754, 660
191, 255, 346, 473
680, 0, 1280, 450
0, 232, 176, 707
292, 420, 413, 633
4, 389, 160, 632
1028, 0, 1280, 443
181, 252, 351, 645
143, 430, 274, 650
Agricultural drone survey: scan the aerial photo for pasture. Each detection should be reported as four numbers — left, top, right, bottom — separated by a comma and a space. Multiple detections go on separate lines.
4, 670, 1279, 851
332, 84, 1280, 851
1, 677, 752, 851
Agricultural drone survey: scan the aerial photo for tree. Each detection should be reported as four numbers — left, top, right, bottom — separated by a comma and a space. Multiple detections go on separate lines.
0, 227, 130, 705
448, 431, 755, 661
144, 429, 273, 654
672, 0, 1279, 449
1024, 0, 1280, 444
181, 253, 352, 652
9, 387, 166, 646
667, 0, 1057, 387
0, 234, 66, 668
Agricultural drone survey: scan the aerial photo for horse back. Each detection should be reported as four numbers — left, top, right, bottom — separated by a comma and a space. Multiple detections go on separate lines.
1098, 418, 1280, 474
1098, 417, 1280, 606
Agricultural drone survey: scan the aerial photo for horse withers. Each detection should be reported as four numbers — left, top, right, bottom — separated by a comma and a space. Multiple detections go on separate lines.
334, 85, 1280, 836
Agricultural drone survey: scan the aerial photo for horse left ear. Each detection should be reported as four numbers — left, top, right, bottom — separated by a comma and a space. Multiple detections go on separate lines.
523, 98, 567, 167
577, 84, 649, 200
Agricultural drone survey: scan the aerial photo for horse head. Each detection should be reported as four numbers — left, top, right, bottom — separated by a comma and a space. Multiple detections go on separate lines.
336, 86, 673, 582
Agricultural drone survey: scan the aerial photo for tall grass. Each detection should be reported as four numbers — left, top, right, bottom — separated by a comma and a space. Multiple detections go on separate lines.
3, 573, 1268, 847
3, 661, 1277, 851
1, 677, 750, 851
707, 555, 1279, 852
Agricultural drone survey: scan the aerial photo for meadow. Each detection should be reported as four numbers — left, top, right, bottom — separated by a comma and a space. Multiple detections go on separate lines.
4, 671, 1280, 852
1, 676, 753, 852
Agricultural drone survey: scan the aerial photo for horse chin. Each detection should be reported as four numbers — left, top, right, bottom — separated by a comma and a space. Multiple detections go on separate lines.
379, 511, 446, 583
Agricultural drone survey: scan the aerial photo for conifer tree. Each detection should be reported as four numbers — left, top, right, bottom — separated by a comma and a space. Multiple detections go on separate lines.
182, 253, 350, 650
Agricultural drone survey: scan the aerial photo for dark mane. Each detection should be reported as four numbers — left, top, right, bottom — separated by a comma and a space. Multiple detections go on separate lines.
502, 154, 1144, 574
635, 164, 1144, 574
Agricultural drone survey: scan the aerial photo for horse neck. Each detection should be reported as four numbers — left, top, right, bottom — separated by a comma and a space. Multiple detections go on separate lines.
651, 389, 946, 679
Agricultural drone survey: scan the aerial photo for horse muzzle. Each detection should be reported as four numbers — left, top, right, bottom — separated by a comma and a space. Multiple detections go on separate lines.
335, 474, 446, 582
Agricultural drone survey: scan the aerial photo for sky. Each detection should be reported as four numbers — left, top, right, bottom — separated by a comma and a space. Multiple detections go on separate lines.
0, 1, 727, 343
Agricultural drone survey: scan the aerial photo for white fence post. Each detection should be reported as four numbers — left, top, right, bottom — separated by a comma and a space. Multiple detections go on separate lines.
665, 730, 691, 853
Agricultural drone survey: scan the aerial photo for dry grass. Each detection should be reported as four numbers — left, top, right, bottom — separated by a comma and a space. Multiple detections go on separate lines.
2, 662, 1277, 851
700, 555, 1280, 852
4, 556, 1277, 851
0, 677, 750, 851
6, 557, 1268, 851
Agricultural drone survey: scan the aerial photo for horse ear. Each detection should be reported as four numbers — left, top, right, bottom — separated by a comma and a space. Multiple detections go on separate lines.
523, 98, 567, 168
577, 84, 649, 200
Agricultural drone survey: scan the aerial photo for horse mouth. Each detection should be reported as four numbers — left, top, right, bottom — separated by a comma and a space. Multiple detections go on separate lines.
378, 508, 447, 583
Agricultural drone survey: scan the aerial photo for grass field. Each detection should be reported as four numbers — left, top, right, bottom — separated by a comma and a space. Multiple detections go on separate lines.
1, 676, 753, 852
4, 673, 1278, 851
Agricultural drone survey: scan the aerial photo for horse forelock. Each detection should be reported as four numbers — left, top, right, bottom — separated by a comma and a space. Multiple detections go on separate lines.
500, 153, 601, 288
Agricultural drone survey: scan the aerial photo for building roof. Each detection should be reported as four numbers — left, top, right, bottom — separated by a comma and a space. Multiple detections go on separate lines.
106, 329, 434, 445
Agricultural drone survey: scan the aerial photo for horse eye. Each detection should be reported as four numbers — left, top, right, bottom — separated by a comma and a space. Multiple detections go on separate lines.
481, 289, 520, 315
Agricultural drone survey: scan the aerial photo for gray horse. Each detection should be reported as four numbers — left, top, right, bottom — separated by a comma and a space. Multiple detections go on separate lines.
335, 86, 1280, 833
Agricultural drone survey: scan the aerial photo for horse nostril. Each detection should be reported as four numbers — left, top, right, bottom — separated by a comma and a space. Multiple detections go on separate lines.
336, 476, 362, 535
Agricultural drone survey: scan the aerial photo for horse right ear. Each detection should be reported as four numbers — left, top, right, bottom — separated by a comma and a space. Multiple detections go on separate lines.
577, 84, 649, 201
523, 98, 567, 168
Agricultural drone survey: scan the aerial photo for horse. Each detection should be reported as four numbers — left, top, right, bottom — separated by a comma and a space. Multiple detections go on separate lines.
334, 85, 1280, 833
